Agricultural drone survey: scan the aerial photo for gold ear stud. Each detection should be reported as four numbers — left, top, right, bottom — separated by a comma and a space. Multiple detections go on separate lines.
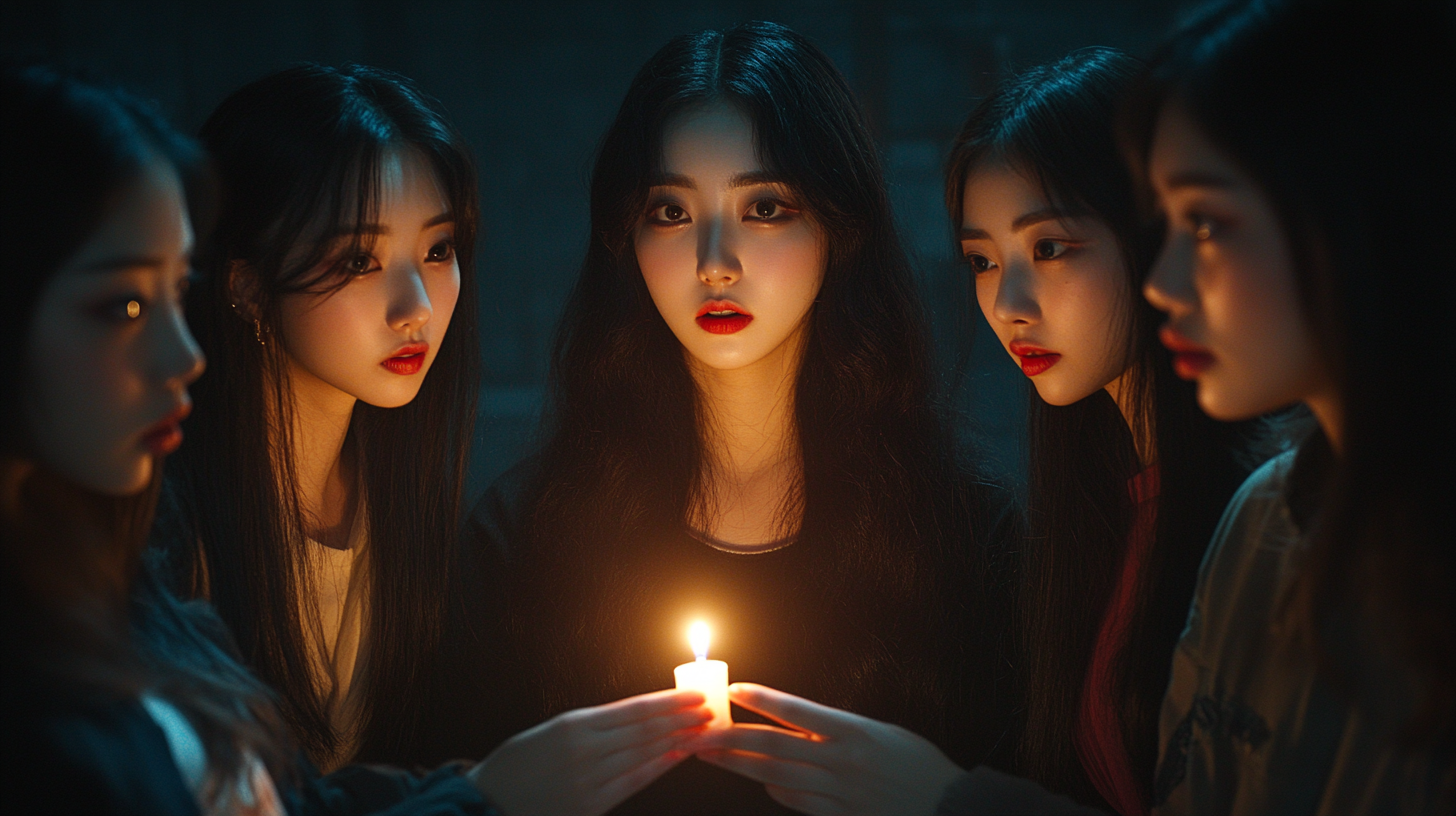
126, 300, 141, 319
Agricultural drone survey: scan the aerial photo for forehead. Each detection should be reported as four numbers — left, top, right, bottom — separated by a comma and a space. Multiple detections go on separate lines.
1149, 102, 1242, 187
659, 102, 759, 179
376, 146, 448, 211
64, 159, 191, 267
960, 159, 1048, 225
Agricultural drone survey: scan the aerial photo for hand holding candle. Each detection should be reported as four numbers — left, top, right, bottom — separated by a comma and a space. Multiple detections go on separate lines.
673, 621, 732, 728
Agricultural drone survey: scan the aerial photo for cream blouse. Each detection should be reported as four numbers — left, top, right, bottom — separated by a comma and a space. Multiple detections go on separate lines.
299, 504, 370, 773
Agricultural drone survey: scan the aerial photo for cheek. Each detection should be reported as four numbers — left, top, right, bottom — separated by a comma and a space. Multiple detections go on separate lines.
281, 291, 377, 371
635, 231, 691, 297
28, 323, 150, 493
747, 230, 824, 307
428, 265, 462, 339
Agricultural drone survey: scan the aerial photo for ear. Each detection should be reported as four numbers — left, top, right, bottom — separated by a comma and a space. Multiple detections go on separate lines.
227, 260, 263, 322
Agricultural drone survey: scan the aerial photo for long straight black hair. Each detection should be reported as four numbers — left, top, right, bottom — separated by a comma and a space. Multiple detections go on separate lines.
518, 21, 995, 749
1124, 0, 1456, 743
1, 63, 292, 799
946, 48, 1251, 806
167, 63, 480, 764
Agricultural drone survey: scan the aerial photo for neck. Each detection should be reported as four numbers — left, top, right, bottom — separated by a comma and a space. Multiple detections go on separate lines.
1105, 370, 1155, 469
276, 357, 358, 547
687, 326, 804, 544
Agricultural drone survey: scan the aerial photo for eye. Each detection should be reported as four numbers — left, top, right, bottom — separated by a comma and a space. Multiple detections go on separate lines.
1033, 239, 1070, 261
343, 252, 376, 275
647, 203, 690, 225
426, 239, 455, 263
963, 253, 996, 275
746, 198, 797, 222
97, 294, 147, 322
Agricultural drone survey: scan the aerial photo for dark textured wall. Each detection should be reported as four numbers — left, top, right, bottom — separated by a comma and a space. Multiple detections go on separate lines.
2, 0, 1196, 500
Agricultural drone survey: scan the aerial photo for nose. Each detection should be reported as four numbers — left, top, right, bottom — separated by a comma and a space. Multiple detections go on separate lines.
991, 259, 1040, 326
386, 261, 433, 332
697, 214, 742, 286
156, 300, 205, 388
1144, 234, 1195, 317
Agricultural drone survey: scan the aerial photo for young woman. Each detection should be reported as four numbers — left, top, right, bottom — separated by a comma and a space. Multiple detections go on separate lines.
1, 61, 288, 816
1, 63, 711, 816
1131, 0, 1455, 811
948, 49, 1250, 814
689, 48, 1250, 816
158, 63, 716, 814
464, 21, 1019, 815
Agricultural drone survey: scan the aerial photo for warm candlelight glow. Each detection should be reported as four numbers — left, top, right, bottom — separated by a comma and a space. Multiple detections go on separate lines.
689, 620, 711, 660
674, 619, 731, 728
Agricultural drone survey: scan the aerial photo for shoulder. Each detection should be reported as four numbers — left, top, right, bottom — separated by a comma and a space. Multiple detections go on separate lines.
1196, 449, 1299, 591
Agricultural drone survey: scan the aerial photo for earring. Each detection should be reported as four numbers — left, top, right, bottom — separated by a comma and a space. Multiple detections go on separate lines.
253, 319, 266, 346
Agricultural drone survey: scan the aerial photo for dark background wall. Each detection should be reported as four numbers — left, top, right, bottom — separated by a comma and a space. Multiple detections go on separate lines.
2, 0, 1197, 502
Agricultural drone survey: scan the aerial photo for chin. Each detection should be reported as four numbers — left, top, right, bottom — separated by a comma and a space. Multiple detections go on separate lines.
1195, 383, 1260, 422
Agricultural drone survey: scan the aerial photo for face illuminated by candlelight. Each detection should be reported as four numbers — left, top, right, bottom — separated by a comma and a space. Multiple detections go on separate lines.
1143, 101, 1332, 422
25, 158, 205, 495
634, 102, 826, 375
961, 160, 1133, 405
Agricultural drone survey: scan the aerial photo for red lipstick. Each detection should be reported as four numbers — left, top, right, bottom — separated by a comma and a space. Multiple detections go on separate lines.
141, 402, 191, 457
1008, 341, 1062, 378
1159, 326, 1216, 380
695, 300, 753, 335
382, 343, 429, 375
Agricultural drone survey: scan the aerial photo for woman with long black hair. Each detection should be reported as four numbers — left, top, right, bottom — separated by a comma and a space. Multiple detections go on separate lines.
158, 63, 715, 814
463, 20, 1018, 815
692, 47, 1250, 816
0, 61, 290, 816
1131, 0, 1455, 810
946, 49, 1250, 815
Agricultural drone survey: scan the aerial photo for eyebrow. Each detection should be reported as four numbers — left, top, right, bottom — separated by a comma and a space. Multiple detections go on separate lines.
958, 207, 1083, 241
645, 171, 788, 191
335, 211, 454, 237
1162, 171, 1237, 191
76, 255, 168, 273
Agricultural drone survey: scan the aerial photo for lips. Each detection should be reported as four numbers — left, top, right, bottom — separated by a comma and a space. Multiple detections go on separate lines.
141, 402, 191, 457
695, 300, 753, 335
1007, 340, 1062, 378
382, 343, 429, 376
1158, 326, 1216, 380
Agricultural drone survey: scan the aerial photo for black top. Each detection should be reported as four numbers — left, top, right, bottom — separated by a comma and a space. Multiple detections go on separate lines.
403, 458, 1024, 815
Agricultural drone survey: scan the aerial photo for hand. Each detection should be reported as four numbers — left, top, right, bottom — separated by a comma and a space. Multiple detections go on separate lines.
468, 688, 710, 816
695, 683, 964, 816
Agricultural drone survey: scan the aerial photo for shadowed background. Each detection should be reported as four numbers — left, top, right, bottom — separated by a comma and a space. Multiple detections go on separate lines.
1, 0, 1197, 501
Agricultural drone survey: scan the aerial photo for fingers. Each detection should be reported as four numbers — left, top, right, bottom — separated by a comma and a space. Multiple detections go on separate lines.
588, 727, 698, 787
694, 723, 827, 766
728, 683, 853, 739
585, 688, 707, 730
697, 748, 840, 796
595, 704, 711, 750
766, 784, 847, 816
593, 742, 691, 811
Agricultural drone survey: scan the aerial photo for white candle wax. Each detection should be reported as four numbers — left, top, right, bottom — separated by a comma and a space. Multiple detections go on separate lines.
673, 621, 731, 728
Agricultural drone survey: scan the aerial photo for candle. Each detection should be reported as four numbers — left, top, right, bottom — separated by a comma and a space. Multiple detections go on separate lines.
673, 621, 732, 728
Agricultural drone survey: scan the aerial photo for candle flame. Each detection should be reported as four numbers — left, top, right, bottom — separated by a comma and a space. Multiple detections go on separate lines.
688, 620, 711, 661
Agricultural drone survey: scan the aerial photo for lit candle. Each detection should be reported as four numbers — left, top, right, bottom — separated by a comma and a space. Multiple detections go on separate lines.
673, 621, 732, 728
